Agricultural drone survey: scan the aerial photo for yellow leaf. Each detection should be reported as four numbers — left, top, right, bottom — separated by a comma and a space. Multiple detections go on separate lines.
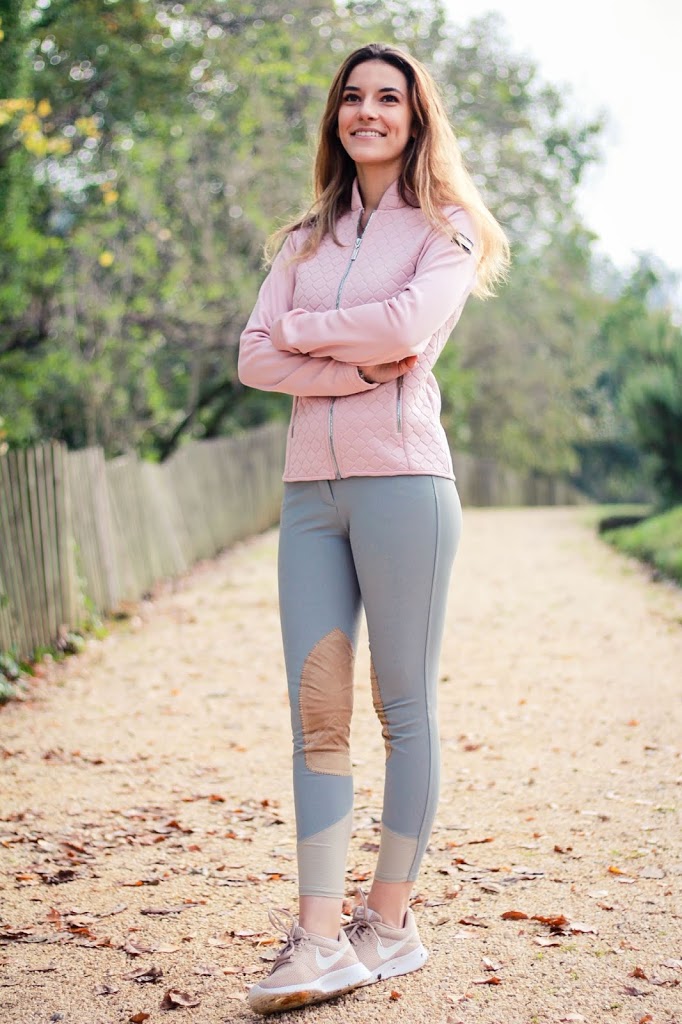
19, 113, 40, 133
24, 133, 49, 157
99, 252, 115, 267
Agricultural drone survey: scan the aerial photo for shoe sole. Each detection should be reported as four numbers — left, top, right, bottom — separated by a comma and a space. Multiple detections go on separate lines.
364, 943, 429, 985
248, 962, 371, 1015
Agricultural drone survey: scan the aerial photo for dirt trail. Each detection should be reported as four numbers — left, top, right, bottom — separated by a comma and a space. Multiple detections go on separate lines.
1, 506, 681, 1024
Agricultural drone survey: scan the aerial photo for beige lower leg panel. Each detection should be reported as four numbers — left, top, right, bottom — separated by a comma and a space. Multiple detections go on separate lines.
374, 823, 418, 883
297, 809, 353, 898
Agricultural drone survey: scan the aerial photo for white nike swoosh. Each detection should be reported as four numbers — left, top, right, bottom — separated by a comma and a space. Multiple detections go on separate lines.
376, 937, 408, 961
315, 944, 347, 970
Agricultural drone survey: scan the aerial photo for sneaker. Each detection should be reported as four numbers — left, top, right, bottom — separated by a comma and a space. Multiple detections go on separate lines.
343, 889, 428, 984
247, 908, 371, 1015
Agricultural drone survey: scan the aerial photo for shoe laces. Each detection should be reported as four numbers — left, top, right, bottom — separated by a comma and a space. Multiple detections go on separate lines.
343, 889, 380, 943
267, 908, 306, 971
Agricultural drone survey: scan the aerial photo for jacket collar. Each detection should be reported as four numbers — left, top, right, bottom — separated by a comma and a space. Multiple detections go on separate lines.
350, 176, 411, 212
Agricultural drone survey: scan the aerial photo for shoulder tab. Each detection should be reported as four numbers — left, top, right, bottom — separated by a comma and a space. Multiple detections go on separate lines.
452, 229, 474, 254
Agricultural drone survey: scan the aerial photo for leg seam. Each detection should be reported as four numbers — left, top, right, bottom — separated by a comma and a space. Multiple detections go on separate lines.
407, 475, 440, 878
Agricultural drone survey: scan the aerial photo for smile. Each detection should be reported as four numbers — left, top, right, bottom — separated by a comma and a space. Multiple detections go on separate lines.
351, 130, 386, 137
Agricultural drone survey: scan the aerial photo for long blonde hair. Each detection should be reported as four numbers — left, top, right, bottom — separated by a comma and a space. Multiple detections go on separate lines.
266, 42, 510, 298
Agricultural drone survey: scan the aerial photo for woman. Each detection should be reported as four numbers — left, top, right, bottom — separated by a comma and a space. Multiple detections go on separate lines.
238, 41, 509, 1015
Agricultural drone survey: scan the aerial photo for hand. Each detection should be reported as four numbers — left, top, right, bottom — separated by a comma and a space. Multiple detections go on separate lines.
358, 354, 418, 384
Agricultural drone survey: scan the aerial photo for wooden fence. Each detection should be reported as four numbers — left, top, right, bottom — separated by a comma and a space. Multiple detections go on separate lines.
0, 423, 286, 659
0, 422, 584, 660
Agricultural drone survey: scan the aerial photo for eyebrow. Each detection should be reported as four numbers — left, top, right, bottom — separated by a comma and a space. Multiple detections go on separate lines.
343, 85, 404, 96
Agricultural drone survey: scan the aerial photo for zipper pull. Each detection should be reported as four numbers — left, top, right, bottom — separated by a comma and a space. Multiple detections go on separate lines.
350, 237, 362, 261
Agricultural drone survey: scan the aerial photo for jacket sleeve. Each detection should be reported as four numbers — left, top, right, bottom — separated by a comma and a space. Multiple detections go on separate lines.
270, 208, 477, 365
238, 231, 380, 397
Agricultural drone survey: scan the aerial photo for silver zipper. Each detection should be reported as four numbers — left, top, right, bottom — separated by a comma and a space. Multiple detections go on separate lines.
396, 375, 404, 432
328, 210, 374, 479
290, 396, 298, 437
328, 399, 341, 479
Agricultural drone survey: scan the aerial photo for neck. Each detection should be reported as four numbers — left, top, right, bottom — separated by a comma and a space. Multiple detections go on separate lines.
355, 164, 400, 215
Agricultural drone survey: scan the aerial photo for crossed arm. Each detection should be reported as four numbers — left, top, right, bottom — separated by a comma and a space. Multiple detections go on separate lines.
238, 210, 477, 397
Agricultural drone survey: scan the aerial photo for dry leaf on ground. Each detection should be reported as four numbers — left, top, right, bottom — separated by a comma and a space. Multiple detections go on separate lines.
160, 989, 201, 1008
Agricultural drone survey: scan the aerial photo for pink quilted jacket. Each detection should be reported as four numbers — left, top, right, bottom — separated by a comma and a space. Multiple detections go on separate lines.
238, 178, 477, 482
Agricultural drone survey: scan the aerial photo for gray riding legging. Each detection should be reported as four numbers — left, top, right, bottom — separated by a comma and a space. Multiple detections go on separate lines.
277, 475, 462, 899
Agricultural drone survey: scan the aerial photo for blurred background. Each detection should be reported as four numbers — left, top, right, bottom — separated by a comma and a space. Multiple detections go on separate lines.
1, 0, 680, 508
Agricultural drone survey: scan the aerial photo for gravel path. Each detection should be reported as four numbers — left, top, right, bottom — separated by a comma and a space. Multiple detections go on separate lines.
1, 506, 681, 1024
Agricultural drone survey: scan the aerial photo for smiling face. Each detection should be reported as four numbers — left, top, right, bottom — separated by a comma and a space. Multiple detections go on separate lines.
337, 59, 414, 178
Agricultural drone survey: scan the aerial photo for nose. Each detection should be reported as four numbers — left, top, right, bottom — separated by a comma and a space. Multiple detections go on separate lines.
357, 97, 378, 119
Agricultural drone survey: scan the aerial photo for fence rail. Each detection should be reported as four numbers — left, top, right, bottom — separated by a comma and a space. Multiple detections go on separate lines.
0, 423, 584, 660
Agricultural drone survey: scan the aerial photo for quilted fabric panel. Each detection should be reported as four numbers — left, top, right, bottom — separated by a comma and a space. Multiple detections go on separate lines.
282, 189, 474, 482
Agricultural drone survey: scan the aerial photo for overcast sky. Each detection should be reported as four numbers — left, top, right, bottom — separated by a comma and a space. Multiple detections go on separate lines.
442, 0, 680, 278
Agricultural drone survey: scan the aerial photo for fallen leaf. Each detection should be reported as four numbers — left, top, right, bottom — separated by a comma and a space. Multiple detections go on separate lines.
661, 959, 682, 970
534, 937, 562, 947
122, 966, 163, 984
501, 910, 528, 920
38, 868, 78, 885
608, 865, 626, 875
531, 914, 569, 929
624, 984, 649, 997
140, 906, 187, 916
639, 1015, 653, 1023
389, 990, 402, 1000
445, 992, 473, 1004
95, 983, 119, 995
482, 957, 503, 972
122, 940, 154, 956
569, 922, 598, 935
129, 1015, 150, 1023
639, 866, 665, 879
510, 866, 545, 878
630, 967, 648, 979
472, 976, 502, 985
160, 989, 201, 1008
458, 916, 488, 928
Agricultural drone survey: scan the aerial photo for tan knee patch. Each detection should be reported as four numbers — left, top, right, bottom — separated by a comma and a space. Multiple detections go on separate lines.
370, 658, 392, 760
299, 628, 354, 775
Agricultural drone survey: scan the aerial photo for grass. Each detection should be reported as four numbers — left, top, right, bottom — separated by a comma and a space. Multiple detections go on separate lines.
601, 505, 682, 585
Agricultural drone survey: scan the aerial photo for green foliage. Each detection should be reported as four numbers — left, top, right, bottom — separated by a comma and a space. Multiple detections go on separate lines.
578, 255, 682, 502
623, 344, 682, 507
0, 652, 20, 680
603, 506, 682, 585
0, 650, 22, 704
